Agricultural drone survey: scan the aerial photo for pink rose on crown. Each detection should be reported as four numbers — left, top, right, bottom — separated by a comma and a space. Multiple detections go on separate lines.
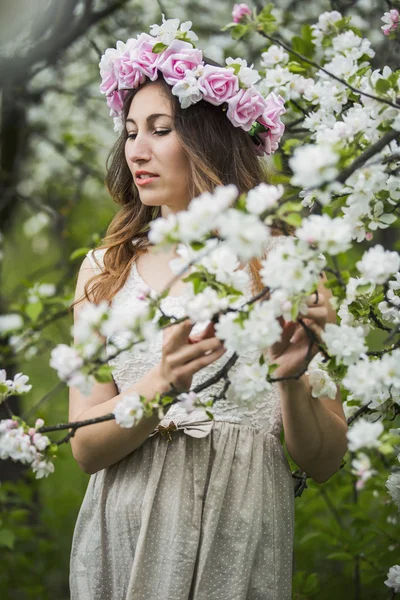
253, 92, 286, 155
100, 71, 118, 95
106, 89, 127, 115
197, 65, 239, 106
115, 51, 146, 90
130, 33, 162, 81
157, 39, 203, 86
226, 87, 266, 131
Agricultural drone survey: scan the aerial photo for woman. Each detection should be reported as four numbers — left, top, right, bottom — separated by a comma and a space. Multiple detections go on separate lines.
69, 19, 348, 599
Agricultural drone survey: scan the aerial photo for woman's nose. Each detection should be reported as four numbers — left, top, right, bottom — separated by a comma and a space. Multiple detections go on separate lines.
126, 134, 151, 163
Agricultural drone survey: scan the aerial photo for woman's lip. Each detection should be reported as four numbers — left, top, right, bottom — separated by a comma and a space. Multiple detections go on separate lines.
135, 175, 159, 186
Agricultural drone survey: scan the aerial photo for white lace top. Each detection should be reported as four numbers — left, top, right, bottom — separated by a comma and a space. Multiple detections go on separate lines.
86, 239, 286, 438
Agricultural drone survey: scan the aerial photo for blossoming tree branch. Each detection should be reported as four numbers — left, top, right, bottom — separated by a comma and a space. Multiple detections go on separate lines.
1, 3, 400, 592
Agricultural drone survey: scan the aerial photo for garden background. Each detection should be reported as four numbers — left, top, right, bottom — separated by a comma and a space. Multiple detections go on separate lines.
0, 0, 399, 598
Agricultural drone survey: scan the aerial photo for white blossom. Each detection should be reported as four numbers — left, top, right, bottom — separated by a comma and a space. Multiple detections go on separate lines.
216, 209, 270, 261
260, 238, 325, 296
183, 286, 229, 322
198, 244, 250, 292
347, 418, 384, 452
386, 473, 400, 511
177, 391, 199, 414
260, 45, 289, 68
351, 452, 377, 490
289, 143, 339, 188
149, 15, 198, 45
307, 353, 337, 399
50, 344, 84, 381
22, 212, 50, 237
113, 393, 144, 428
31, 457, 55, 479
228, 361, 271, 403
245, 183, 284, 215
356, 245, 400, 285
0, 314, 24, 334
225, 57, 261, 86
148, 213, 178, 246
296, 214, 352, 254
322, 323, 367, 366
10, 373, 32, 395
385, 564, 400, 593
171, 70, 202, 108
27, 282, 56, 303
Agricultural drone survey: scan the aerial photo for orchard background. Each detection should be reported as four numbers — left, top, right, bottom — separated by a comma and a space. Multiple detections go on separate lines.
0, 0, 400, 598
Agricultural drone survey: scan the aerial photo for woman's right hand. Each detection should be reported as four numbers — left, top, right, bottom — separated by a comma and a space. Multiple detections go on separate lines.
157, 319, 226, 393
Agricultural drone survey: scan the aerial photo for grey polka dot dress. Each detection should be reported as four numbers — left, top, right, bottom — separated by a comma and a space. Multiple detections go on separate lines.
69, 242, 295, 600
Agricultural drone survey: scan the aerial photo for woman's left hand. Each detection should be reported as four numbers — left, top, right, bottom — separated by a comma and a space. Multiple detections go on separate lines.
268, 290, 330, 380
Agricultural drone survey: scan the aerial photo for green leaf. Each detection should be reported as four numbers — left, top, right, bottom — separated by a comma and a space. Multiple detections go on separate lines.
278, 201, 303, 213
0, 529, 16, 549
375, 79, 391, 95
25, 301, 43, 324
301, 24, 314, 46
284, 213, 303, 227
190, 241, 205, 251
256, 4, 277, 35
94, 364, 114, 383
291, 35, 314, 59
205, 410, 215, 420
231, 23, 251, 41
287, 61, 306, 74
303, 573, 320, 595
70, 247, 91, 261
282, 138, 302, 156
152, 42, 168, 53
327, 551, 353, 561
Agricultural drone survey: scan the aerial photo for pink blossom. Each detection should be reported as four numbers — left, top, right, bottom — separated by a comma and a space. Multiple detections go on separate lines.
197, 65, 239, 105
226, 87, 266, 131
232, 3, 252, 24
157, 39, 203, 85
254, 92, 286, 155
114, 53, 146, 89
130, 33, 162, 81
106, 89, 127, 115
99, 70, 118, 95
381, 9, 399, 36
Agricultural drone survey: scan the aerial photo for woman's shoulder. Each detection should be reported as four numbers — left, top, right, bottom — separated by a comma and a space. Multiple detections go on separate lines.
86, 247, 107, 274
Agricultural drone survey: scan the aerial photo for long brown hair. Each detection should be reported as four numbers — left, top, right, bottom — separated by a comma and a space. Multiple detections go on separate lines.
70, 63, 283, 312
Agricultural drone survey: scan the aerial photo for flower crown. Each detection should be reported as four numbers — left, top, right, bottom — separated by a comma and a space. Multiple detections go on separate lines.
99, 15, 286, 156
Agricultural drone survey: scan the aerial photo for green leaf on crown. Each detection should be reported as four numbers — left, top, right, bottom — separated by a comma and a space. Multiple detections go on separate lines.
152, 42, 168, 54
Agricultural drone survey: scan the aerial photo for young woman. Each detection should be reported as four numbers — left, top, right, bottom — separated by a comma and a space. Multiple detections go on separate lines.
68, 21, 348, 600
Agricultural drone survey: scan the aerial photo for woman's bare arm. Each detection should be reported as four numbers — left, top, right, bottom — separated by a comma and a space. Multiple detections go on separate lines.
69, 256, 225, 474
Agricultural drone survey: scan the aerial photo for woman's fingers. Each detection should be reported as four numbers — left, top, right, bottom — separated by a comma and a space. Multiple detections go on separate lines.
184, 343, 227, 374
188, 321, 215, 344
269, 321, 297, 356
162, 318, 194, 351
168, 336, 224, 367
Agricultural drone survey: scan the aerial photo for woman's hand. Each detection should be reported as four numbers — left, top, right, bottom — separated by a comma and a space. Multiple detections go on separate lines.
157, 319, 226, 393
269, 290, 329, 380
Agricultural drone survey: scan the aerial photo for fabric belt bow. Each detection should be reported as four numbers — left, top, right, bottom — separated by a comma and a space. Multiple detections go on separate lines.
149, 408, 214, 442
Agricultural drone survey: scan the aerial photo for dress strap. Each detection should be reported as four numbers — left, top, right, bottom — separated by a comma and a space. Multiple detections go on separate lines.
86, 248, 106, 274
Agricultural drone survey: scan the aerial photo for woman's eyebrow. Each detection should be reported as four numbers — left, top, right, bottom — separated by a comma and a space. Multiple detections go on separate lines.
126, 113, 172, 126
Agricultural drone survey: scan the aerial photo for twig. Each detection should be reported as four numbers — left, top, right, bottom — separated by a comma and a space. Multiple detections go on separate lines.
257, 30, 400, 110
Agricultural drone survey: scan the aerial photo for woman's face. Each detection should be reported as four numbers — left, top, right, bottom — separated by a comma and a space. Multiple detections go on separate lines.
125, 81, 191, 216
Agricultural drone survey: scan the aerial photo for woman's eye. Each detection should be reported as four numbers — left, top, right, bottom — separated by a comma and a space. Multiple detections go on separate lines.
126, 130, 170, 141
